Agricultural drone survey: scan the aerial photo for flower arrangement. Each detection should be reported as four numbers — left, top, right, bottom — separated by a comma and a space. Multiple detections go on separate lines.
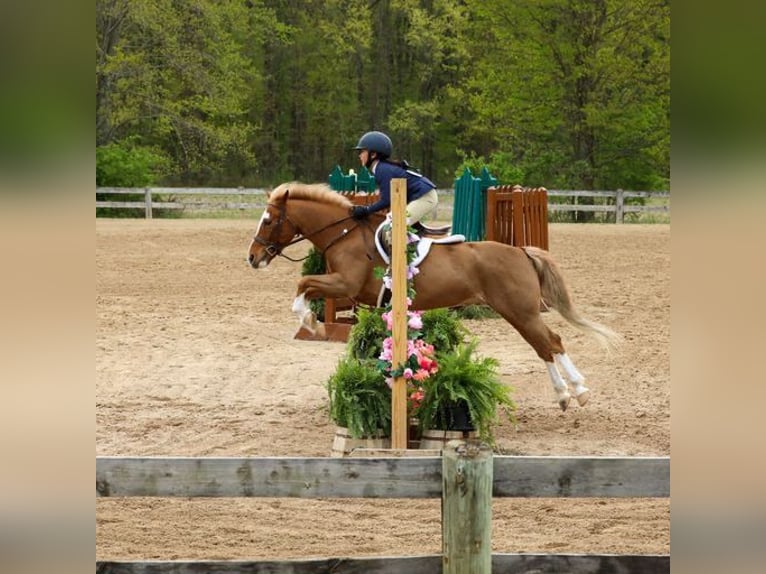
374, 217, 436, 410
330, 306, 465, 438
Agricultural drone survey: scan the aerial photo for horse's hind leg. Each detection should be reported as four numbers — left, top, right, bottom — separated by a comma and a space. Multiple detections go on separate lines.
554, 351, 590, 406
507, 315, 574, 411
544, 330, 590, 406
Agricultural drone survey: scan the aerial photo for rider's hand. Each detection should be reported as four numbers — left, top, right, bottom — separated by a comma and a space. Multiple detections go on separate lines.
351, 205, 370, 220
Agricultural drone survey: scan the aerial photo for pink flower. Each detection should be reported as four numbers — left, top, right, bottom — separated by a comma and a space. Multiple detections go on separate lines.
408, 389, 425, 410
407, 313, 423, 330
413, 368, 430, 382
403, 368, 414, 380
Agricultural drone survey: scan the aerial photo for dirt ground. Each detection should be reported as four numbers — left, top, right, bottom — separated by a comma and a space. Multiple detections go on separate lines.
96, 219, 670, 561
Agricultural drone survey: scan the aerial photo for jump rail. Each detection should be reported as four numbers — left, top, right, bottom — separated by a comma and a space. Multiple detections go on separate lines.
97, 450, 670, 574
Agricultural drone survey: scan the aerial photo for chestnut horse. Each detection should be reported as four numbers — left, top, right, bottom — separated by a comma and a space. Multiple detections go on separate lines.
248, 182, 620, 411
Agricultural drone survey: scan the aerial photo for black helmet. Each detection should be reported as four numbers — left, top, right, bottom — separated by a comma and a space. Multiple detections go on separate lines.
353, 131, 393, 158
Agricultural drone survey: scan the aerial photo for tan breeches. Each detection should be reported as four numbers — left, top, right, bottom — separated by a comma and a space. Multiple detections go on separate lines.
406, 189, 438, 224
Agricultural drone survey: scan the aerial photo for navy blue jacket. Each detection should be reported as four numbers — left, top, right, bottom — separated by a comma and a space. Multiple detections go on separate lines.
365, 160, 436, 214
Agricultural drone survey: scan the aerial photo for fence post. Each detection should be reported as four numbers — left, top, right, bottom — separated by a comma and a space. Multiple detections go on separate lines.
144, 188, 153, 219
615, 189, 624, 224
485, 186, 497, 242
442, 440, 492, 574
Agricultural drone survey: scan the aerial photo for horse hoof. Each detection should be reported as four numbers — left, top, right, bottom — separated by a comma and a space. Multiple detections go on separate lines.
558, 395, 571, 411
300, 312, 317, 334
575, 389, 590, 406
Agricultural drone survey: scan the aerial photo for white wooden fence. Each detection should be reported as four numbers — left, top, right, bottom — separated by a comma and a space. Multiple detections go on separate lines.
96, 446, 670, 573
96, 187, 669, 223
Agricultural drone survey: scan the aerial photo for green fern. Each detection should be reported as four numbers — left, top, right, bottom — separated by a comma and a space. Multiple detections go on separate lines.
326, 357, 391, 438
416, 339, 515, 445
420, 308, 468, 353
347, 307, 387, 360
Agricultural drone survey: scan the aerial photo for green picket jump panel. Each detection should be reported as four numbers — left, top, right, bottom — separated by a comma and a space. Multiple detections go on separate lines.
328, 165, 376, 194
451, 167, 498, 241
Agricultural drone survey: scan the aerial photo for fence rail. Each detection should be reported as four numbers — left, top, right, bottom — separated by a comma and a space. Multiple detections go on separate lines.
95, 187, 669, 223
97, 451, 669, 573
97, 553, 670, 574
96, 455, 669, 499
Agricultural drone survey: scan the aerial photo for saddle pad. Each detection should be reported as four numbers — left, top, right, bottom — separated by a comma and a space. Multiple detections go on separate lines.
375, 220, 465, 266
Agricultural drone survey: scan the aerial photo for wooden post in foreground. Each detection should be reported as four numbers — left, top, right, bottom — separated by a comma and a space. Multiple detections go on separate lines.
442, 440, 493, 574
390, 178, 408, 450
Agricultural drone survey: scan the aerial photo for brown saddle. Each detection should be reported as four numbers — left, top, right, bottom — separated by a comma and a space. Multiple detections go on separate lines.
412, 221, 452, 237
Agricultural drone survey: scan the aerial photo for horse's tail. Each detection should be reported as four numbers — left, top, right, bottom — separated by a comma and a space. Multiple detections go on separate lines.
523, 246, 622, 350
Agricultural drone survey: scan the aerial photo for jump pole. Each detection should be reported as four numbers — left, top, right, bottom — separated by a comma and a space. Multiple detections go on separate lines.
390, 178, 408, 450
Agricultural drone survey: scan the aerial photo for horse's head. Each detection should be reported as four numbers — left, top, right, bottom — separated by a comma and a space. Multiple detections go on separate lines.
248, 187, 299, 269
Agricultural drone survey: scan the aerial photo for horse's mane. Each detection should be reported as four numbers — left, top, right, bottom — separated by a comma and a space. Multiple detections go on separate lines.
270, 181, 352, 209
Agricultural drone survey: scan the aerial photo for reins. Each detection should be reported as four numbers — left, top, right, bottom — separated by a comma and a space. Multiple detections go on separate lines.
253, 201, 364, 262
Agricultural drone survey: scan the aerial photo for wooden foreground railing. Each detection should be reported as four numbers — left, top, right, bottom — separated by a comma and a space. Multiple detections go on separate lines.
97, 442, 670, 574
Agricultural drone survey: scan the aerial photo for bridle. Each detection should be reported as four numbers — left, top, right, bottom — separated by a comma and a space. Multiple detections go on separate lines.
252, 200, 362, 262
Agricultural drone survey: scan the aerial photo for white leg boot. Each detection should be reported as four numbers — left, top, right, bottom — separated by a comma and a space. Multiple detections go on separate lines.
546, 362, 571, 411
555, 353, 590, 406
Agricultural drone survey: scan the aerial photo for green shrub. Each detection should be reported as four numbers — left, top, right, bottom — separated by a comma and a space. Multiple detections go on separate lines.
326, 357, 391, 438
96, 139, 167, 187
301, 248, 326, 319
420, 308, 468, 352
346, 307, 387, 361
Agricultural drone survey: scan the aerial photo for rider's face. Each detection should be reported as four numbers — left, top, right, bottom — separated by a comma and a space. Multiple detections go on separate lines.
358, 149, 369, 165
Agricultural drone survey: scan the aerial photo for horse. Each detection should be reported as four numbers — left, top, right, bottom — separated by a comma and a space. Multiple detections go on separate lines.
247, 182, 620, 411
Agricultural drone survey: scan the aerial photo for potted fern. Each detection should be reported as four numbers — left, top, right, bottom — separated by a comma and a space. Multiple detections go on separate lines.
414, 339, 515, 447
327, 356, 391, 455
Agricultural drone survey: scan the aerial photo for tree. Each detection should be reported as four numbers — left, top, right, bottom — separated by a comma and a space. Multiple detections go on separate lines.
458, 0, 670, 192
96, 0, 264, 184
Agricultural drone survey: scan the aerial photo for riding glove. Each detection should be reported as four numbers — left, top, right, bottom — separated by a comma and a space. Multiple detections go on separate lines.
351, 205, 370, 220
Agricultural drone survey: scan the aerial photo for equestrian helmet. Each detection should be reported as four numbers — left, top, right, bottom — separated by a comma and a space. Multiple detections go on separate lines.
354, 131, 393, 158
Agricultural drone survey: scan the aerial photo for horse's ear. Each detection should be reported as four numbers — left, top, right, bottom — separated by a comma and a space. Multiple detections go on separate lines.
284, 189, 289, 200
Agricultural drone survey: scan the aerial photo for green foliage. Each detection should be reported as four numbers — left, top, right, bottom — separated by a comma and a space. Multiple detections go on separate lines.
347, 307, 466, 362
97, 0, 669, 191
420, 308, 468, 352
347, 308, 387, 361
326, 357, 391, 438
301, 248, 326, 275
301, 248, 326, 319
416, 340, 515, 445
455, 151, 525, 187
96, 139, 167, 187
333, 308, 512, 443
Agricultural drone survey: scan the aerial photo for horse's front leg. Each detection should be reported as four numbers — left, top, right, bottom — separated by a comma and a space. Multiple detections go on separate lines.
292, 273, 358, 334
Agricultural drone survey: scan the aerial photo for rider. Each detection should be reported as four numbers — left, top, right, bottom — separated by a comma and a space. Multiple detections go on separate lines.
350, 131, 438, 230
